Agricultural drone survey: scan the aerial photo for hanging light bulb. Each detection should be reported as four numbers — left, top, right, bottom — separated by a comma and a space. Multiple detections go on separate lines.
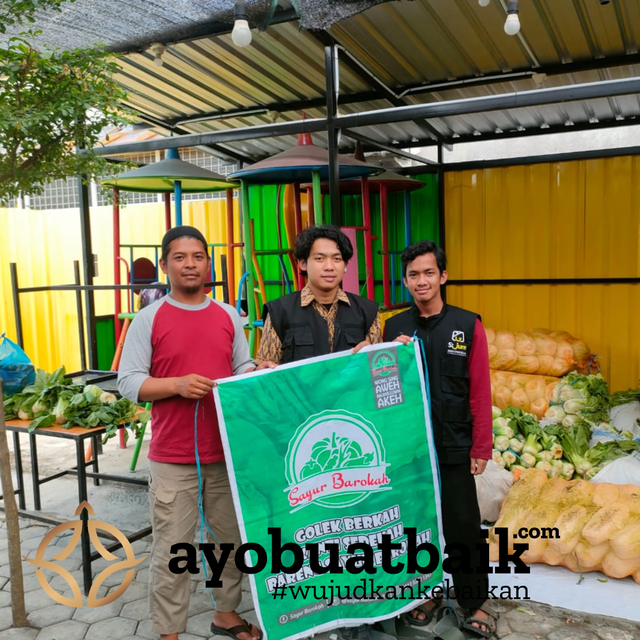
232, 0, 252, 47
478, 0, 490, 7
504, 0, 521, 35
149, 43, 166, 67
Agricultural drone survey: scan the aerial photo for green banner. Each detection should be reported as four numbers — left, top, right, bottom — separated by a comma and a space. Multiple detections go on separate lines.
214, 342, 444, 640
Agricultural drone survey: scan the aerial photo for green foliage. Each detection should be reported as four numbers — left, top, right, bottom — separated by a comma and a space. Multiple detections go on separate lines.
0, 0, 75, 35
0, 32, 132, 201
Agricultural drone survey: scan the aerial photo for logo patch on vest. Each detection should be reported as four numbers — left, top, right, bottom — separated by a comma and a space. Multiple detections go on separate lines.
448, 330, 468, 357
367, 347, 405, 409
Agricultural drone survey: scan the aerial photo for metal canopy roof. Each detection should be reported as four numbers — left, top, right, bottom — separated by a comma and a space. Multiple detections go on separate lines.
93, 0, 640, 163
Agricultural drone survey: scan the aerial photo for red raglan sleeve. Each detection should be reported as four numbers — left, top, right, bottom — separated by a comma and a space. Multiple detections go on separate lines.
468, 318, 493, 460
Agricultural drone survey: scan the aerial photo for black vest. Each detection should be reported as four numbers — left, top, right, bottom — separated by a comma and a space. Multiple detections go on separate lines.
264, 291, 379, 364
383, 304, 479, 465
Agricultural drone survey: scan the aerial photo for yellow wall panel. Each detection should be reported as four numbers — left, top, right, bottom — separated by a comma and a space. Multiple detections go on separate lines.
445, 157, 640, 392
0, 199, 238, 375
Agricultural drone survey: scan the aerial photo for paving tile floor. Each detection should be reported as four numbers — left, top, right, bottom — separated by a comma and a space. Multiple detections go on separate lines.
1, 432, 639, 640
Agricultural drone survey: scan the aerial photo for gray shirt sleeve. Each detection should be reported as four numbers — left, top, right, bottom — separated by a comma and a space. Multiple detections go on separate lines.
213, 300, 255, 375
117, 303, 158, 404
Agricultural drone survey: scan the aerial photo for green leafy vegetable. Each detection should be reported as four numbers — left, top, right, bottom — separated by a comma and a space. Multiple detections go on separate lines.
609, 382, 640, 408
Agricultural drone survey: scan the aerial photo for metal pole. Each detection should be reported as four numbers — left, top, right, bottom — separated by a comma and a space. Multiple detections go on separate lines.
403, 190, 412, 302
113, 188, 122, 344
164, 192, 172, 230
74, 261, 87, 372
92, 77, 640, 156
325, 44, 341, 226
293, 184, 306, 290
240, 181, 256, 354
312, 170, 323, 226
361, 176, 375, 300
437, 144, 447, 304
9, 263, 24, 349
174, 181, 183, 225
226, 188, 236, 307
380, 184, 391, 310
306, 186, 315, 227
77, 172, 98, 369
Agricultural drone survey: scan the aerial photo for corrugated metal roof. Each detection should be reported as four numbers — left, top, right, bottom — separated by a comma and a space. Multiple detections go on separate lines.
100, 0, 640, 162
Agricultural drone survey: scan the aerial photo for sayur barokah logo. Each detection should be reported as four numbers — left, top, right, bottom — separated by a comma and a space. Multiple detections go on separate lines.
285, 410, 391, 512
25, 501, 146, 608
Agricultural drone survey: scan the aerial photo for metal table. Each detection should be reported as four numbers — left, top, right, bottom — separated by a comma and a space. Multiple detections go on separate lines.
1, 420, 151, 594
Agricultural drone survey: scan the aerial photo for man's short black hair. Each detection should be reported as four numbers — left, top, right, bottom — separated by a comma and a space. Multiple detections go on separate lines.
401, 240, 447, 277
161, 225, 209, 261
294, 226, 354, 275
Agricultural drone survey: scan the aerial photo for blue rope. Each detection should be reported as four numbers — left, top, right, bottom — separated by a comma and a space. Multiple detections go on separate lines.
195, 398, 220, 606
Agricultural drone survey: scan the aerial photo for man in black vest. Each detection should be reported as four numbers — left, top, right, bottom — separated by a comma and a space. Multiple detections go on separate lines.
383, 241, 496, 638
257, 225, 390, 640
256, 225, 381, 366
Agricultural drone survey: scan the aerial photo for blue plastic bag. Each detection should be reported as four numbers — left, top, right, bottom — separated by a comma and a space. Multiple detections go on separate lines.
0, 333, 35, 395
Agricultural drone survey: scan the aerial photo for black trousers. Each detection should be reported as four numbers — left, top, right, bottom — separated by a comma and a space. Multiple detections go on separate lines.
438, 462, 489, 611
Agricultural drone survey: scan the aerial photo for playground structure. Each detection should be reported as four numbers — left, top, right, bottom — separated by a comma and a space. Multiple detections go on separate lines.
101, 148, 240, 342
228, 132, 383, 354
46, 134, 430, 458
305, 143, 426, 310
100, 151, 238, 450
99, 135, 431, 361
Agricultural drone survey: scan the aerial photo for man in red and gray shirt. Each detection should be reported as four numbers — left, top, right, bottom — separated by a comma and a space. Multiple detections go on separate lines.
118, 226, 272, 640
383, 240, 497, 639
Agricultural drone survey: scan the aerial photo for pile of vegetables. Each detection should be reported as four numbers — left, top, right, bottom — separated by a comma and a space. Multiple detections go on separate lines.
491, 405, 640, 481
490, 370, 560, 418
488, 468, 640, 583
486, 327, 591, 376
3, 366, 148, 443
544, 372, 611, 426
492, 406, 573, 479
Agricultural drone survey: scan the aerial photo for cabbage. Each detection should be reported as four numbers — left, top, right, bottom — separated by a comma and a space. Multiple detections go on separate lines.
535, 460, 552, 475
544, 405, 566, 423
84, 384, 103, 398
31, 399, 48, 414
584, 465, 603, 481
521, 453, 536, 468
562, 414, 581, 427
492, 450, 506, 468
560, 385, 582, 402
564, 399, 586, 415
494, 436, 510, 452
535, 450, 554, 463
509, 437, 524, 454
99, 392, 117, 404
523, 435, 542, 456
493, 417, 514, 439
53, 397, 69, 424
492, 406, 502, 420
548, 442, 564, 459
502, 451, 517, 467
548, 460, 563, 478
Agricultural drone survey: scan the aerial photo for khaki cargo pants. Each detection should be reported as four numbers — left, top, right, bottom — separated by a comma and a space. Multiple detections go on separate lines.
148, 460, 243, 635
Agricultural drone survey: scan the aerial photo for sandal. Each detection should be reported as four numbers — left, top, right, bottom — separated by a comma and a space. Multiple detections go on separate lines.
400, 598, 442, 627
210, 618, 264, 640
461, 602, 499, 639
339, 624, 396, 640
377, 617, 434, 639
